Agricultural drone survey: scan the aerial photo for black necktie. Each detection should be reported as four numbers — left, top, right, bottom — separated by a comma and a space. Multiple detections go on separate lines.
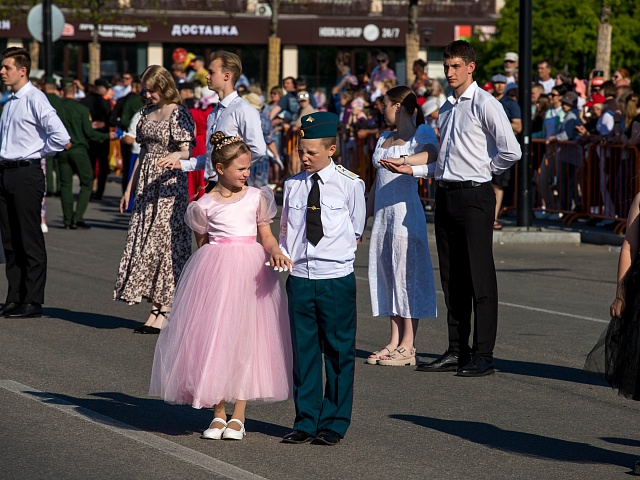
306, 173, 323, 245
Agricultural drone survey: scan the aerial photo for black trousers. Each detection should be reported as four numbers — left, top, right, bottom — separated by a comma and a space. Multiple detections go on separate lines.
434, 182, 498, 361
0, 164, 47, 305
88, 139, 110, 199
120, 140, 132, 195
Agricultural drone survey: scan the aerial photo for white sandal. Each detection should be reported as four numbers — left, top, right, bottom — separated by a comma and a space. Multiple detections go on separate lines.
222, 418, 246, 440
365, 346, 395, 365
201, 417, 227, 440
377, 347, 417, 366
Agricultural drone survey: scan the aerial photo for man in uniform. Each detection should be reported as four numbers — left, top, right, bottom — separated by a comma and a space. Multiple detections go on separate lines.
55, 83, 114, 229
43, 76, 62, 197
81, 79, 112, 200
279, 112, 366, 445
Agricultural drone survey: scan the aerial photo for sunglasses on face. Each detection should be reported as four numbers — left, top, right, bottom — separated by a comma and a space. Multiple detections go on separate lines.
549, 93, 559, 97
377, 59, 387, 63
298, 94, 309, 100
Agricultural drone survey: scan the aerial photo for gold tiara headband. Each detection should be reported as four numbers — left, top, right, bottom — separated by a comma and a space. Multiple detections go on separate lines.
209, 133, 244, 148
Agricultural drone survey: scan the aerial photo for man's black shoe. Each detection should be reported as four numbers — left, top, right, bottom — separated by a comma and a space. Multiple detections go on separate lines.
73, 221, 92, 230
416, 351, 459, 372
63, 224, 77, 230
313, 429, 341, 446
281, 430, 314, 444
0, 302, 21, 316
5, 303, 42, 318
455, 356, 495, 377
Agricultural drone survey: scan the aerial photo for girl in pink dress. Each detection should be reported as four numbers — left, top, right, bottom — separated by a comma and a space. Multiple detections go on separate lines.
150, 132, 294, 441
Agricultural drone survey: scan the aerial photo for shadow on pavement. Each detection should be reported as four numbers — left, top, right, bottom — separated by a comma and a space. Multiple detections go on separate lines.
25, 390, 288, 438
45, 307, 142, 330
390, 414, 638, 467
601, 437, 640, 448
495, 358, 606, 387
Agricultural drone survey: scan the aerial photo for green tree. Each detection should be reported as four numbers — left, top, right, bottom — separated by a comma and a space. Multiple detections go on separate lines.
472, 0, 639, 83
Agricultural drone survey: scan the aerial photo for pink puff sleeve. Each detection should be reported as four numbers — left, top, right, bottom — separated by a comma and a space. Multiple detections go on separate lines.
257, 187, 277, 226
184, 202, 209, 235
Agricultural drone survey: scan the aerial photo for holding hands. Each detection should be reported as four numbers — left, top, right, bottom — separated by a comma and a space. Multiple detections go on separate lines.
157, 152, 183, 170
266, 252, 294, 272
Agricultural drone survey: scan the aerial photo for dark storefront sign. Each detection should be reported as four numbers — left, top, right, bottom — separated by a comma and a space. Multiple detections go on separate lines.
0, 14, 492, 48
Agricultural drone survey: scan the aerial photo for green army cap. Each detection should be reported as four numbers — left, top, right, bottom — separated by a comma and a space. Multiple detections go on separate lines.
299, 111, 338, 139
43, 76, 57, 85
61, 77, 75, 86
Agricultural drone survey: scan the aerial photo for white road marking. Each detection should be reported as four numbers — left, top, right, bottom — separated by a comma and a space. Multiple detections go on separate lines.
0, 380, 267, 480
355, 276, 608, 324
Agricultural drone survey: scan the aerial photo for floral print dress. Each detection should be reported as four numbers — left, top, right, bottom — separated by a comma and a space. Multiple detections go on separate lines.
114, 104, 195, 306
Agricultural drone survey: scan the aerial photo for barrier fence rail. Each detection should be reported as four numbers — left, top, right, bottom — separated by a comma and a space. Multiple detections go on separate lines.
277, 129, 639, 236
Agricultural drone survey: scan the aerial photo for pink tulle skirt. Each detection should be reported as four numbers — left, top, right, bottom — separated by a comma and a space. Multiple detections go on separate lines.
149, 236, 293, 408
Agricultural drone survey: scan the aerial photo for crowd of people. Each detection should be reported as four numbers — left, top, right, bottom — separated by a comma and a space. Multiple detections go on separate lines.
2, 39, 640, 471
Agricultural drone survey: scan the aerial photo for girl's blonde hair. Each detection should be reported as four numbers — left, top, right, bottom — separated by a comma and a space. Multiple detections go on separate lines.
209, 131, 251, 171
141, 65, 182, 105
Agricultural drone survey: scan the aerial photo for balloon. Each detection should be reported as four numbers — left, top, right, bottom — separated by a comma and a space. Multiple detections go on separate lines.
185, 52, 196, 67
172, 48, 187, 64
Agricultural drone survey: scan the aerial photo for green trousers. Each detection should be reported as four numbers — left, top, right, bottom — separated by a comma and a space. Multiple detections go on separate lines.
286, 273, 357, 438
57, 148, 93, 226
45, 157, 60, 194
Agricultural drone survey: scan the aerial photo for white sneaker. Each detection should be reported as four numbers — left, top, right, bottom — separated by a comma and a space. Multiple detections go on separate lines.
222, 419, 246, 440
201, 417, 227, 440
40, 223, 48, 233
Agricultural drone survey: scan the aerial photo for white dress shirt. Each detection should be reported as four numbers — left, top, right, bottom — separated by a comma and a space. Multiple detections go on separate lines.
179, 90, 266, 180
0, 82, 70, 161
410, 81, 521, 181
123, 110, 142, 155
280, 160, 366, 280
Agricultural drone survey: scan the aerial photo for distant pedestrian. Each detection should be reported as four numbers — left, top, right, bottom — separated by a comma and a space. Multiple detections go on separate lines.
0, 47, 70, 319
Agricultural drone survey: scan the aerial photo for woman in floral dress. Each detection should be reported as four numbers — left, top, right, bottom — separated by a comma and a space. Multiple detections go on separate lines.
114, 65, 195, 334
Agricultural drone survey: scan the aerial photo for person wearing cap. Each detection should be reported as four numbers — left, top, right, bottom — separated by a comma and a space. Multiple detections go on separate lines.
421, 97, 439, 134
384, 40, 521, 377
279, 111, 365, 445
490, 73, 521, 229
0, 47, 70, 318
503, 52, 518, 84
536, 60, 554, 94
292, 90, 318, 128
55, 82, 115, 229
80, 78, 112, 200
157, 51, 267, 189
178, 81, 196, 109
189, 55, 208, 87
547, 91, 583, 211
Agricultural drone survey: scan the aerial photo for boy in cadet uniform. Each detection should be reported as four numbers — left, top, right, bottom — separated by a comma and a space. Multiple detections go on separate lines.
279, 111, 366, 446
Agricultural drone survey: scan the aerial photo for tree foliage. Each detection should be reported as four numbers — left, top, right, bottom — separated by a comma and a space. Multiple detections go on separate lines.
472, 0, 640, 82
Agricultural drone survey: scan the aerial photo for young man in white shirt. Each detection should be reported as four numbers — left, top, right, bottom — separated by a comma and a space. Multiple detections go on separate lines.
381, 40, 521, 377
0, 47, 70, 318
157, 51, 267, 187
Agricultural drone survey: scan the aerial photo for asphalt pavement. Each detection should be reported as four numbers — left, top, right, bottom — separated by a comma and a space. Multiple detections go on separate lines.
0, 179, 638, 480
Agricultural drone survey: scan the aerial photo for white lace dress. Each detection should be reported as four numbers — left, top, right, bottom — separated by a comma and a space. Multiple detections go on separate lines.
369, 124, 437, 319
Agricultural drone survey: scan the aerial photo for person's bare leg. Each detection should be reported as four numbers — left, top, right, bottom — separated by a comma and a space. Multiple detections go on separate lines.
368, 316, 400, 361
493, 184, 504, 223
149, 304, 169, 328
228, 400, 246, 430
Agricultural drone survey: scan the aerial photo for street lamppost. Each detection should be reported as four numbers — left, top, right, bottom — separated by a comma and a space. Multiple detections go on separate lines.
517, 0, 532, 227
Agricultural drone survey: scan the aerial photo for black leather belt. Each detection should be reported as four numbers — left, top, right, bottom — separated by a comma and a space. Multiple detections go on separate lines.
437, 180, 489, 190
0, 159, 41, 168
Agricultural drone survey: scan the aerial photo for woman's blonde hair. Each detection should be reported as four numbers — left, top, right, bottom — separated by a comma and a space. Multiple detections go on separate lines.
141, 65, 182, 105
209, 131, 251, 172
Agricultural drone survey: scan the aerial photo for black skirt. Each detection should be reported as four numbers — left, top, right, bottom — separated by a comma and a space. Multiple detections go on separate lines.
585, 254, 640, 400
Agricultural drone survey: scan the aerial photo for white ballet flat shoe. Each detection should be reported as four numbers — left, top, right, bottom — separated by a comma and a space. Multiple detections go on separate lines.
201, 417, 227, 440
222, 419, 246, 440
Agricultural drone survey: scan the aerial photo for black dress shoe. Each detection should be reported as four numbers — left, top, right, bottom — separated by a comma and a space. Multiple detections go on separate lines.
0, 302, 21, 316
281, 430, 314, 444
133, 325, 161, 334
416, 351, 459, 372
6, 303, 42, 318
73, 221, 92, 229
63, 224, 77, 230
313, 429, 341, 446
455, 356, 495, 377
